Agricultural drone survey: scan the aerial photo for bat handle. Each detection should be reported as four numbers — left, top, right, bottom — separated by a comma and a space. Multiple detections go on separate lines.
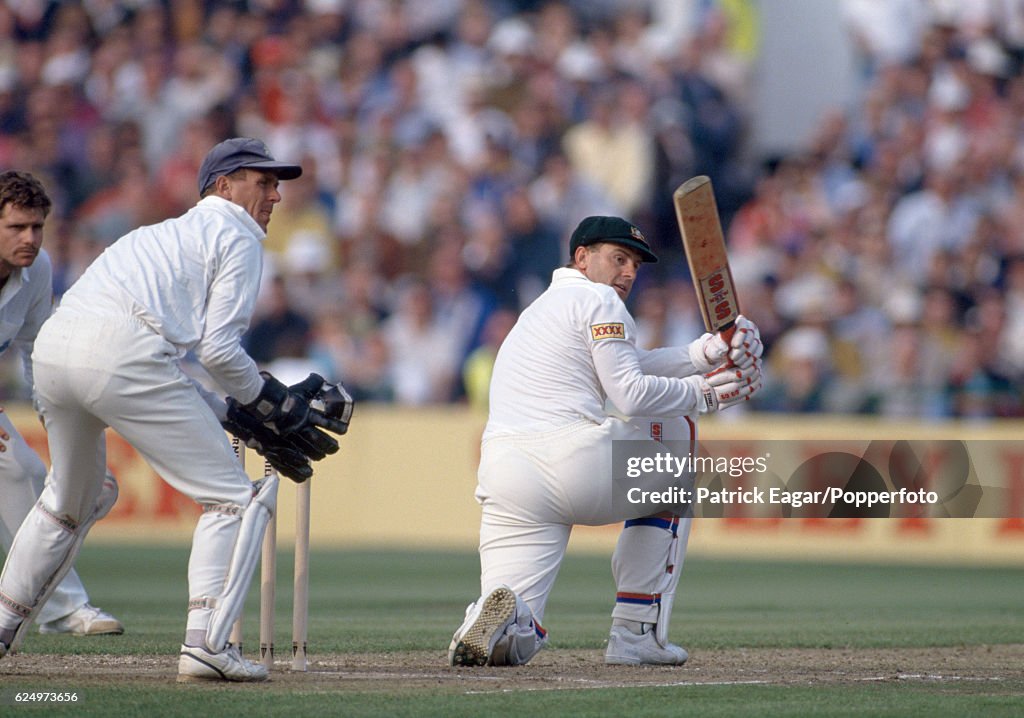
707, 323, 737, 374
721, 323, 737, 367
720, 323, 736, 346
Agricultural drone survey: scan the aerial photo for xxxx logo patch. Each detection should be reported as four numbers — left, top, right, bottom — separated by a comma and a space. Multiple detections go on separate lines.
591, 322, 625, 341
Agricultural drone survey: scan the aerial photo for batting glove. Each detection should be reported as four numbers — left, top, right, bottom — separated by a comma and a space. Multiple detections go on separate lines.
694, 360, 763, 413
728, 315, 763, 370
689, 332, 729, 373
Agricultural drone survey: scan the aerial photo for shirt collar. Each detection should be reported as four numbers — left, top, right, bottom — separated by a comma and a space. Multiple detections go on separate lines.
0, 265, 27, 308
552, 267, 586, 283
198, 195, 267, 239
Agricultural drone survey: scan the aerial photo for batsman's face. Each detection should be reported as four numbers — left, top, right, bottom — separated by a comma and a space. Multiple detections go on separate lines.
578, 243, 642, 300
222, 169, 282, 232
0, 204, 44, 278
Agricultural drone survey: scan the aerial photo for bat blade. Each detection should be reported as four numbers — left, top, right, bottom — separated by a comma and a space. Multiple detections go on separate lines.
673, 175, 740, 341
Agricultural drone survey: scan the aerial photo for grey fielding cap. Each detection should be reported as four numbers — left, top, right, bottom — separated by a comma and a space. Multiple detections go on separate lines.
197, 137, 302, 195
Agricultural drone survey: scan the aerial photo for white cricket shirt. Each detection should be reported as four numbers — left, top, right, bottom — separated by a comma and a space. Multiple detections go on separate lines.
484, 268, 705, 438
55, 196, 265, 403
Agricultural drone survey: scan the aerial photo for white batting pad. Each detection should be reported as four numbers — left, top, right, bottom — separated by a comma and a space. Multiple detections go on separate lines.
204, 474, 278, 653
611, 515, 692, 647
1, 474, 118, 653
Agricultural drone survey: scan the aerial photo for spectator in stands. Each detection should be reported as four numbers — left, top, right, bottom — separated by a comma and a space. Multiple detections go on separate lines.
384, 279, 462, 405
243, 274, 312, 367
0, 0, 1019, 419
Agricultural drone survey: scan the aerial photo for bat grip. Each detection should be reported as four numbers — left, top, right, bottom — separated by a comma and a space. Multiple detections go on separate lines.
703, 324, 738, 379
712, 323, 737, 372
721, 323, 737, 366
720, 323, 736, 345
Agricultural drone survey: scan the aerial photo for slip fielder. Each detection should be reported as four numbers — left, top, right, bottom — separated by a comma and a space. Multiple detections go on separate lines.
449, 216, 763, 667
0, 171, 123, 638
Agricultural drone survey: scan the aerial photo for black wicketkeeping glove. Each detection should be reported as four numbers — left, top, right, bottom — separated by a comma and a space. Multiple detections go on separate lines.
289, 373, 354, 435
228, 372, 339, 458
222, 410, 314, 483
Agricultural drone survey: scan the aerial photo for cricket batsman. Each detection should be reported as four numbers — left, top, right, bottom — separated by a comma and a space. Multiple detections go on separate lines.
449, 216, 763, 667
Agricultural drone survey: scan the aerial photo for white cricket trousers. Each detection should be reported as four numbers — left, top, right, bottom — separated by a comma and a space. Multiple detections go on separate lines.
0, 313, 253, 638
476, 415, 694, 626
0, 411, 90, 623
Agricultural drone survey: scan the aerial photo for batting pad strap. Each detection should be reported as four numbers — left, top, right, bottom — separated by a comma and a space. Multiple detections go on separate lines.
34, 501, 79, 533
0, 591, 32, 618
616, 592, 662, 606
623, 516, 679, 535
202, 502, 245, 517
188, 596, 218, 611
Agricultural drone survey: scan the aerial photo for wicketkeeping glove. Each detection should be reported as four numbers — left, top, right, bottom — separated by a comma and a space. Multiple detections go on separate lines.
228, 372, 340, 459
222, 410, 314, 482
224, 373, 355, 482
287, 373, 353, 435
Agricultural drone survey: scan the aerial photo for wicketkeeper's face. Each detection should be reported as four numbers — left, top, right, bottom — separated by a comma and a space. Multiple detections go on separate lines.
577, 242, 642, 301
221, 169, 283, 232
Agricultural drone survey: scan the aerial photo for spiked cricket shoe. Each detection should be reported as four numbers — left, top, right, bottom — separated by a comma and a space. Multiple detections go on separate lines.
449, 586, 518, 667
38, 604, 124, 636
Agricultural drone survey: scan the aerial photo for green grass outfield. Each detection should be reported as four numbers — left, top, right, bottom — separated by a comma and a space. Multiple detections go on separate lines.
1, 545, 1022, 716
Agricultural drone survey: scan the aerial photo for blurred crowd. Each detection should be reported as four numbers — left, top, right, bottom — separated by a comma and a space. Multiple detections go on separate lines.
0, 0, 1021, 419
744, 0, 1024, 418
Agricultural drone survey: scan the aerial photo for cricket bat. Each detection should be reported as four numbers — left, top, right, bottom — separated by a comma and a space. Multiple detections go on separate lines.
672, 175, 740, 346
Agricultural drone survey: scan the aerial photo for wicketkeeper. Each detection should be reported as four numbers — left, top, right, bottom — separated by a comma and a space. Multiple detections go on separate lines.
449, 216, 763, 667
0, 139, 352, 682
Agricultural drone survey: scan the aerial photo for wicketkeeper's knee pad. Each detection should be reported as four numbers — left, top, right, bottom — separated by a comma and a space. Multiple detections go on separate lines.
200, 474, 278, 653
0, 473, 118, 652
489, 592, 548, 666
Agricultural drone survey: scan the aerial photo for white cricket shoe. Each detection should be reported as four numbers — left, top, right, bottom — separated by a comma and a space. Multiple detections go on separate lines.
604, 625, 688, 666
177, 643, 269, 683
38, 604, 124, 636
449, 586, 517, 667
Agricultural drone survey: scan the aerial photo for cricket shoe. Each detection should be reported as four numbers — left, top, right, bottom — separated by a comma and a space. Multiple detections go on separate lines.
0, 623, 16, 658
604, 625, 688, 666
448, 586, 518, 667
38, 604, 124, 636
177, 643, 269, 683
